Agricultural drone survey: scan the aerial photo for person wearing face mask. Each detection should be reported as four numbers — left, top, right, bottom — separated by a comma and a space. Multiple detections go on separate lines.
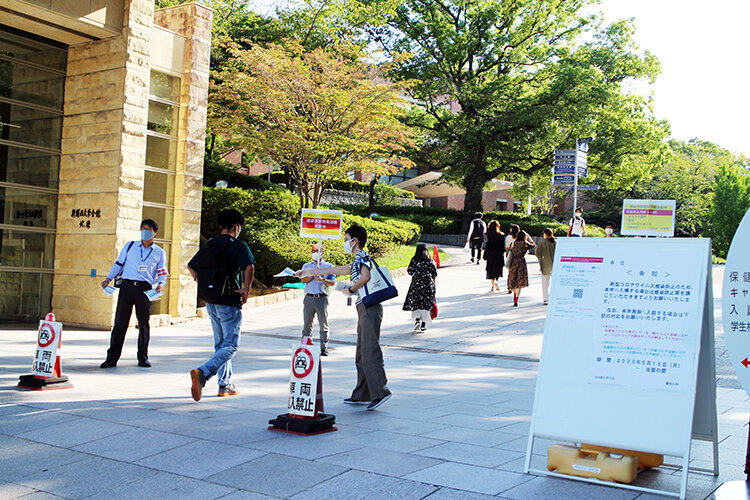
188, 209, 255, 401
100, 219, 168, 368
297, 224, 392, 411
300, 243, 336, 355
567, 208, 588, 237
604, 222, 617, 237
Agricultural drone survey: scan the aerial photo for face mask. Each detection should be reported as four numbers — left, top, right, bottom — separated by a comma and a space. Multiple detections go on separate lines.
311, 252, 322, 262
575, 213, 582, 219
344, 239, 355, 254
605, 228, 614, 235
141, 229, 155, 241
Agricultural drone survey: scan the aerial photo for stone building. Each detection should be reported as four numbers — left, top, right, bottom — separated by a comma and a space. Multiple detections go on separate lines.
0, 1, 212, 327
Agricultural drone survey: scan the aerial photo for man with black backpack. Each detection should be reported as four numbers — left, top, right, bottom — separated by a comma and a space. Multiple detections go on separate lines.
187, 209, 255, 401
466, 212, 486, 264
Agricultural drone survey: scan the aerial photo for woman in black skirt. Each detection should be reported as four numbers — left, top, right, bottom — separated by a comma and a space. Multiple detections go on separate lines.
484, 220, 505, 293
403, 244, 437, 333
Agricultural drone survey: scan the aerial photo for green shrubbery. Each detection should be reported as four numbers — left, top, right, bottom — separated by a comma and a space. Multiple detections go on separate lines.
204, 163, 282, 192
201, 187, 420, 282
251, 172, 415, 199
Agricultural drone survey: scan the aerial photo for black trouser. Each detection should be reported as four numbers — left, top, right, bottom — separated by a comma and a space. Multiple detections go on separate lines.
470, 237, 483, 260
106, 280, 152, 363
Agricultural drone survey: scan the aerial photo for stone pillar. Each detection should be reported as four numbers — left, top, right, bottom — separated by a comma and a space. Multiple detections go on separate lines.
154, 3, 212, 318
52, 0, 154, 327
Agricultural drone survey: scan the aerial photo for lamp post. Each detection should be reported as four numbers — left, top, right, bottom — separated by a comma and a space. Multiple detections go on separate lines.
573, 137, 594, 217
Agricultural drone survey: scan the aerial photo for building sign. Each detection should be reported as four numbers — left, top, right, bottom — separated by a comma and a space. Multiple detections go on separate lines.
287, 344, 320, 417
299, 209, 343, 239
32, 320, 62, 378
621, 199, 676, 237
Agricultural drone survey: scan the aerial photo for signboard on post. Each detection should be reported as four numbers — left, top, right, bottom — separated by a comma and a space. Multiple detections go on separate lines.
287, 343, 320, 417
299, 209, 343, 239
620, 199, 676, 237
525, 238, 718, 500
32, 320, 61, 378
553, 175, 575, 185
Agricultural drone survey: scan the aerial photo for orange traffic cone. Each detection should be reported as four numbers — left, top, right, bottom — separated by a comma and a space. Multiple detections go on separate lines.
433, 245, 441, 268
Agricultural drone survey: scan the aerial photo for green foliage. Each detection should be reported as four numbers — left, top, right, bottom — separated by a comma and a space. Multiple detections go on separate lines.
204, 163, 282, 192
201, 187, 420, 281
710, 163, 750, 258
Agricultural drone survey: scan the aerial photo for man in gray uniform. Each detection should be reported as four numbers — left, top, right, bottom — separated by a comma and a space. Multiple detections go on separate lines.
300, 243, 335, 356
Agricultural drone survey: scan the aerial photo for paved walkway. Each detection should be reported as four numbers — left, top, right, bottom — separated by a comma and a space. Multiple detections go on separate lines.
0, 245, 746, 499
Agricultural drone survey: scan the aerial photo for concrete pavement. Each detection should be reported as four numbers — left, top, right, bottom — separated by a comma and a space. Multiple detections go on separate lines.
0, 244, 747, 499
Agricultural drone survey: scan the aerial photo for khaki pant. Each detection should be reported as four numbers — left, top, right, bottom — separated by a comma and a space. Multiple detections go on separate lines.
350, 302, 390, 401
301, 294, 329, 349
541, 273, 551, 303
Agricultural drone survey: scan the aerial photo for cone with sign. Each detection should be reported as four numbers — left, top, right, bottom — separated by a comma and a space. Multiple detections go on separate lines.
433, 245, 440, 268
268, 336, 337, 435
18, 313, 73, 391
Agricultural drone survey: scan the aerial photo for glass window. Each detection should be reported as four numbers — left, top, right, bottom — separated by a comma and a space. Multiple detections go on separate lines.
142, 206, 173, 237
0, 143, 59, 188
145, 135, 177, 170
147, 100, 178, 136
143, 170, 175, 205
0, 270, 53, 320
0, 185, 57, 229
0, 103, 62, 149
149, 71, 180, 102
0, 228, 55, 269
0, 30, 66, 71
0, 60, 65, 110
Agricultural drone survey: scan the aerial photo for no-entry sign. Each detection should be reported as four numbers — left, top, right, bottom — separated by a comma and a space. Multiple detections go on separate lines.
32, 320, 62, 378
287, 343, 320, 417
300, 209, 343, 239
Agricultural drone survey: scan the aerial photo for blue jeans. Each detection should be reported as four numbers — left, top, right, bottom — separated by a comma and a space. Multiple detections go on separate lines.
200, 303, 242, 386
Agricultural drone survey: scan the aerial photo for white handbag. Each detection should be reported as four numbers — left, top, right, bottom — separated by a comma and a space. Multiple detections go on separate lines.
360, 258, 398, 307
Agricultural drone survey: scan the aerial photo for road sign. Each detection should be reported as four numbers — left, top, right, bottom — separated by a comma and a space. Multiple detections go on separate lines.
554, 149, 576, 156
553, 159, 576, 165
553, 166, 576, 175
577, 185, 599, 191
578, 167, 588, 178
553, 175, 575, 185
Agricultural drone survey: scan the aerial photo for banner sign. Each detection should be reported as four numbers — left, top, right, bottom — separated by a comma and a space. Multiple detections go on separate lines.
32, 320, 61, 378
299, 209, 343, 239
287, 343, 320, 417
621, 199, 676, 237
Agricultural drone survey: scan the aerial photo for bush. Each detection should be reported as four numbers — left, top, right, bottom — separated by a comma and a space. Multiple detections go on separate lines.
204, 163, 282, 192
251, 173, 415, 199
201, 187, 420, 282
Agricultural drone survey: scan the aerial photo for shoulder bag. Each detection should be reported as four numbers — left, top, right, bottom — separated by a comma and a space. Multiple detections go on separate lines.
360, 257, 398, 307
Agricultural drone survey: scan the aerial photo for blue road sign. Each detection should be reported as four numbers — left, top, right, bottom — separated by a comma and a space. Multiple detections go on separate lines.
553, 160, 576, 165
554, 149, 576, 156
554, 166, 576, 175
553, 175, 575, 185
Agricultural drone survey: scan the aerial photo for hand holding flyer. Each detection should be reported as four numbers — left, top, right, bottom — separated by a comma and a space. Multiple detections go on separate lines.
335, 281, 356, 297
144, 289, 163, 302
101, 285, 116, 295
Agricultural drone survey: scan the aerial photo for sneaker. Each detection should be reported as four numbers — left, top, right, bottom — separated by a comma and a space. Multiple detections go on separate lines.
470, 258, 474, 263
344, 397, 370, 405
420, 322, 426, 332
218, 383, 239, 397
413, 319, 421, 332
190, 368, 206, 402
367, 393, 392, 411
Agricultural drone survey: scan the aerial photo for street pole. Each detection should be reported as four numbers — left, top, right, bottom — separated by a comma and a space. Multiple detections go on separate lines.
573, 140, 579, 218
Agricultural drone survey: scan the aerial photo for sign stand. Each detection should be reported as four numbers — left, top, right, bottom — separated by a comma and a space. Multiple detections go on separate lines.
268, 336, 337, 435
524, 238, 718, 500
18, 313, 73, 391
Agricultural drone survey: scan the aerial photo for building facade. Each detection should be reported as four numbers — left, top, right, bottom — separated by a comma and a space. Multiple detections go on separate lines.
0, 1, 212, 327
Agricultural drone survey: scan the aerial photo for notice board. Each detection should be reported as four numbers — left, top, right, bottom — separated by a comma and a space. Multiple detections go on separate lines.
528, 237, 715, 459
620, 199, 676, 237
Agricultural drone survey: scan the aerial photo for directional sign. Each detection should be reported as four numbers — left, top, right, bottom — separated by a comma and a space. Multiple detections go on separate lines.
578, 167, 588, 178
554, 159, 576, 165
554, 149, 576, 156
577, 184, 600, 191
553, 166, 576, 175
553, 175, 575, 185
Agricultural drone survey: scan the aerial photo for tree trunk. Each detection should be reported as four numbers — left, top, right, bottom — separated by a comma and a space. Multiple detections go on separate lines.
367, 175, 379, 213
462, 170, 485, 232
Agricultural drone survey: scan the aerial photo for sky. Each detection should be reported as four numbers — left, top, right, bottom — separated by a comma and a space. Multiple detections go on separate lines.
249, 0, 750, 156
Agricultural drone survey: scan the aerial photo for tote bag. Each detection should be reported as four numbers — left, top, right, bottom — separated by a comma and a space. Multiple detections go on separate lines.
360, 258, 398, 307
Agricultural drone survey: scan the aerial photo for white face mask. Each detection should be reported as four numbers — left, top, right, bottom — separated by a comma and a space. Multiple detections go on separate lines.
605, 228, 614, 235
344, 239, 355, 254
311, 252, 322, 262
575, 213, 582, 219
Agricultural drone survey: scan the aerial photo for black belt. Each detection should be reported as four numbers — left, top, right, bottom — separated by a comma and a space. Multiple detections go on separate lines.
306, 293, 327, 298
123, 279, 151, 287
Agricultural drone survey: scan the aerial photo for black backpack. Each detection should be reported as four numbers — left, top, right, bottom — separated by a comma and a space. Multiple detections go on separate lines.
470, 219, 484, 239
191, 237, 234, 303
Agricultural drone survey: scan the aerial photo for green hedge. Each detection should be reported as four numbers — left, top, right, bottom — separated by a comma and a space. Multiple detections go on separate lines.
252, 172, 415, 199
201, 187, 420, 282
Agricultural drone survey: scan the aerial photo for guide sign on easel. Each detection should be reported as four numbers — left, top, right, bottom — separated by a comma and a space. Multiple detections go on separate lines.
525, 238, 718, 500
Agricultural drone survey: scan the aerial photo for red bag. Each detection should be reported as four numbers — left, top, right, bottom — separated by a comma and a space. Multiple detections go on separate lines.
430, 299, 438, 320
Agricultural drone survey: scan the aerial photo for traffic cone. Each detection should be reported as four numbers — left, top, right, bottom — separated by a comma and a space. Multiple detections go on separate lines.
18, 313, 73, 391
268, 336, 337, 435
433, 245, 441, 268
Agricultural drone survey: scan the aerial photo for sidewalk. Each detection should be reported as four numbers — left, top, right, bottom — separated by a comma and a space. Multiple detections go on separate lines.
0, 245, 746, 499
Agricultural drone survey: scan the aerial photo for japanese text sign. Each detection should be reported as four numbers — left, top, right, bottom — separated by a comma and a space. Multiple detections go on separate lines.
287, 343, 320, 417
32, 320, 61, 378
621, 199, 676, 237
300, 209, 343, 240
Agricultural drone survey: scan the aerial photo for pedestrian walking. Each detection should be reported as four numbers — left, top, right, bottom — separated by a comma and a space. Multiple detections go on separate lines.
466, 212, 486, 264
402, 244, 438, 333
536, 228, 556, 305
507, 229, 536, 307
297, 224, 391, 411
188, 209, 255, 401
604, 221, 617, 237
99, 219, 168, 368
300, 243, 336, 356
505, 224, 519, 294
483, 220, 505, 293
567, 208, 588, 237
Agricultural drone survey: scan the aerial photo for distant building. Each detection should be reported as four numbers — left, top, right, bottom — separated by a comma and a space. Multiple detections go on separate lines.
0, 1, 212, 327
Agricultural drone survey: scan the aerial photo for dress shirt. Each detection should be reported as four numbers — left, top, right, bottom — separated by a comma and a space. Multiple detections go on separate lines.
107, 241, 168, 286
301, 260, 335, 295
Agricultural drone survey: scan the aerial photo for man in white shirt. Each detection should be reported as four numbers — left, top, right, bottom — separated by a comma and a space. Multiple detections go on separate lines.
300, 244, 336, 355
568, 208, 587, 237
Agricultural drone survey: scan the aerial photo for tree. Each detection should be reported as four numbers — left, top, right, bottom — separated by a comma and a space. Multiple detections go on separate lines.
377, 0, 667, 228
710, 162, 750, 258
209, 41, 415, 208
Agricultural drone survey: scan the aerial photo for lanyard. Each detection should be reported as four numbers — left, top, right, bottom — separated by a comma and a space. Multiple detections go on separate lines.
140, 244, 154, 263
